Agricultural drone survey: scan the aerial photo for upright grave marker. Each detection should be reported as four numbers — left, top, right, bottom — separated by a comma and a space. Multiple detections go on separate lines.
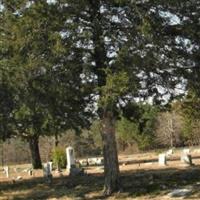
158, 154, 167, 166
43, 162, 52, 183
181, 149, 193, 166
4, 166, 9, 178
66, 146, 75, 170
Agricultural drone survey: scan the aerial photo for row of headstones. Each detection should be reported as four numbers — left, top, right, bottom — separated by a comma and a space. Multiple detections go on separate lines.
159, 148, 193, 166
2, 166, 33, 179
79, 157, 104, 166
43, 146, 85, 183
2, 146, 76, 180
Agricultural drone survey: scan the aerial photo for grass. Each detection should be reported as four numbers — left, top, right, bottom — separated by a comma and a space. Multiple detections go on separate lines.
1, 166, 200, 200
1, 151, 200, 199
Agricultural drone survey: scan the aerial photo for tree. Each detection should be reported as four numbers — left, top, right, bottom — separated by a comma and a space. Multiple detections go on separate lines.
57, 0, 180, 194
181, 92, 200, 146
1, 0, 91, 168
117, 103, 158, 151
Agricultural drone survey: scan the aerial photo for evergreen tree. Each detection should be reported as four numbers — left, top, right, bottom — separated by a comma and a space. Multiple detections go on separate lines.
1, 0, 91, 168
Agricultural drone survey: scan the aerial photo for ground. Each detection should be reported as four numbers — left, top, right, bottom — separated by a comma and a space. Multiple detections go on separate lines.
1, 149, 200, 200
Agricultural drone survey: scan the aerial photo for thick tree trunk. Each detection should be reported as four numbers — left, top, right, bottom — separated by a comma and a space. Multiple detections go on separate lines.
101, 110, 120, 195
29, 136, 42, 169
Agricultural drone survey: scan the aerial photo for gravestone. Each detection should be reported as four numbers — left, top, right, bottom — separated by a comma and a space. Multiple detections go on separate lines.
43, 163, 52, 183
158, 154, 167, 166
4, 166, 9, 178
166, 149, 173, 157
79, 159, 88, 167
48, 161, 53, 172
181, 154, 193, 166
87, 158, 97, 166
66, 146, 75, 170
28, 168, 33, 176
96, 158, 104, 165
183, 148, 190, 155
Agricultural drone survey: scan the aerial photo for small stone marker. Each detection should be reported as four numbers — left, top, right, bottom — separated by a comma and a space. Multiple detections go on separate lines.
79, 159, 88, 167
28, 168, 33, 176
43, 163, 52, 183
158, 154, 167, 166
4, 166, 9, 178
181, 154, 193, 166
96, 158, 104, 165
166, 149, 173, 157
66, 146, 75, 170
168, 188, 192, 197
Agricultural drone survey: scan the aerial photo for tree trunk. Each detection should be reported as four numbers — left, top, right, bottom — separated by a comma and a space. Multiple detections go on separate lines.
29, 136, 42, 169
101, 110, 120, 195
55, 134, 59, 147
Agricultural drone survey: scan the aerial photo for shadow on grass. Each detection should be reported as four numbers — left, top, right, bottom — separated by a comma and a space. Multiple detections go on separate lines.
1, 167, 200, 199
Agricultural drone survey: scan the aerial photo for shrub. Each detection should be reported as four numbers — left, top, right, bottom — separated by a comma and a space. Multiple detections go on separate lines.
52, 147, 66, 169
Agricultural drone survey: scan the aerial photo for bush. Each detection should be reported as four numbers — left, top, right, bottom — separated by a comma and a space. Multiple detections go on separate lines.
52, 147, 66, 169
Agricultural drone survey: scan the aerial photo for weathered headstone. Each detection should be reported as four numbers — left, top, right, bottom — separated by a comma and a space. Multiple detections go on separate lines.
168, 188, 192, 197
4, 166, 9, 178
48, 161, 53, 172
96, 158, 104, 165
181, 154, 193, 166
43, 163, 52, 183
87, 158, 97, 166
158, 154, 167, 166
66, 146, 75, 170
166, 149, 174, 157
79, 159, 88, 167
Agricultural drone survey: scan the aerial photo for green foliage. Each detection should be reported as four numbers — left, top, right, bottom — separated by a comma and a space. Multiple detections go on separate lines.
116, 117, 139, 143
52, 147, 66, 169
180, 91, 200, 144
117, 103, 158, 150
99, 70, 129, 110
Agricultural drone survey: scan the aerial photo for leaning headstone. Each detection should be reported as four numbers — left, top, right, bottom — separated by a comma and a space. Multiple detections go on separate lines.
158, 154, 167, 166
43, 163, 52, 183
181, 154, 193, 166
4, 166, 9, 178
66, 146, 75, 170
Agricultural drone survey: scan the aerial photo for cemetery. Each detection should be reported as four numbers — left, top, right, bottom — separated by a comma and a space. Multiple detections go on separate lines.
1, 0, 200, 199
1, 147, 200, 199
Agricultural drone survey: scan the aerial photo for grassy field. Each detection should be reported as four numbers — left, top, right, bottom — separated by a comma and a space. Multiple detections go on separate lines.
1, 151, 200, 200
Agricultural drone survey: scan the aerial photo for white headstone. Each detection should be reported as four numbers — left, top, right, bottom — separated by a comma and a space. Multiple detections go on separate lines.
96, 158, 104, 165
4, 166, 9, 178
183, 148, 190, 155
166, 149, 173, 157
48, 161, 53, 172
66, 146, 75, 169
159, 154, 167, 166
181, 154, 193, 166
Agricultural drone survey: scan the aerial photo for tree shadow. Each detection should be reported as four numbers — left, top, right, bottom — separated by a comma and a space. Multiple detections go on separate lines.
1, 166, 200, 199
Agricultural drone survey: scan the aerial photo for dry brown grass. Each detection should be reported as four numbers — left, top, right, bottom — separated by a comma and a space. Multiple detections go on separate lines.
1, 151, 200, 200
